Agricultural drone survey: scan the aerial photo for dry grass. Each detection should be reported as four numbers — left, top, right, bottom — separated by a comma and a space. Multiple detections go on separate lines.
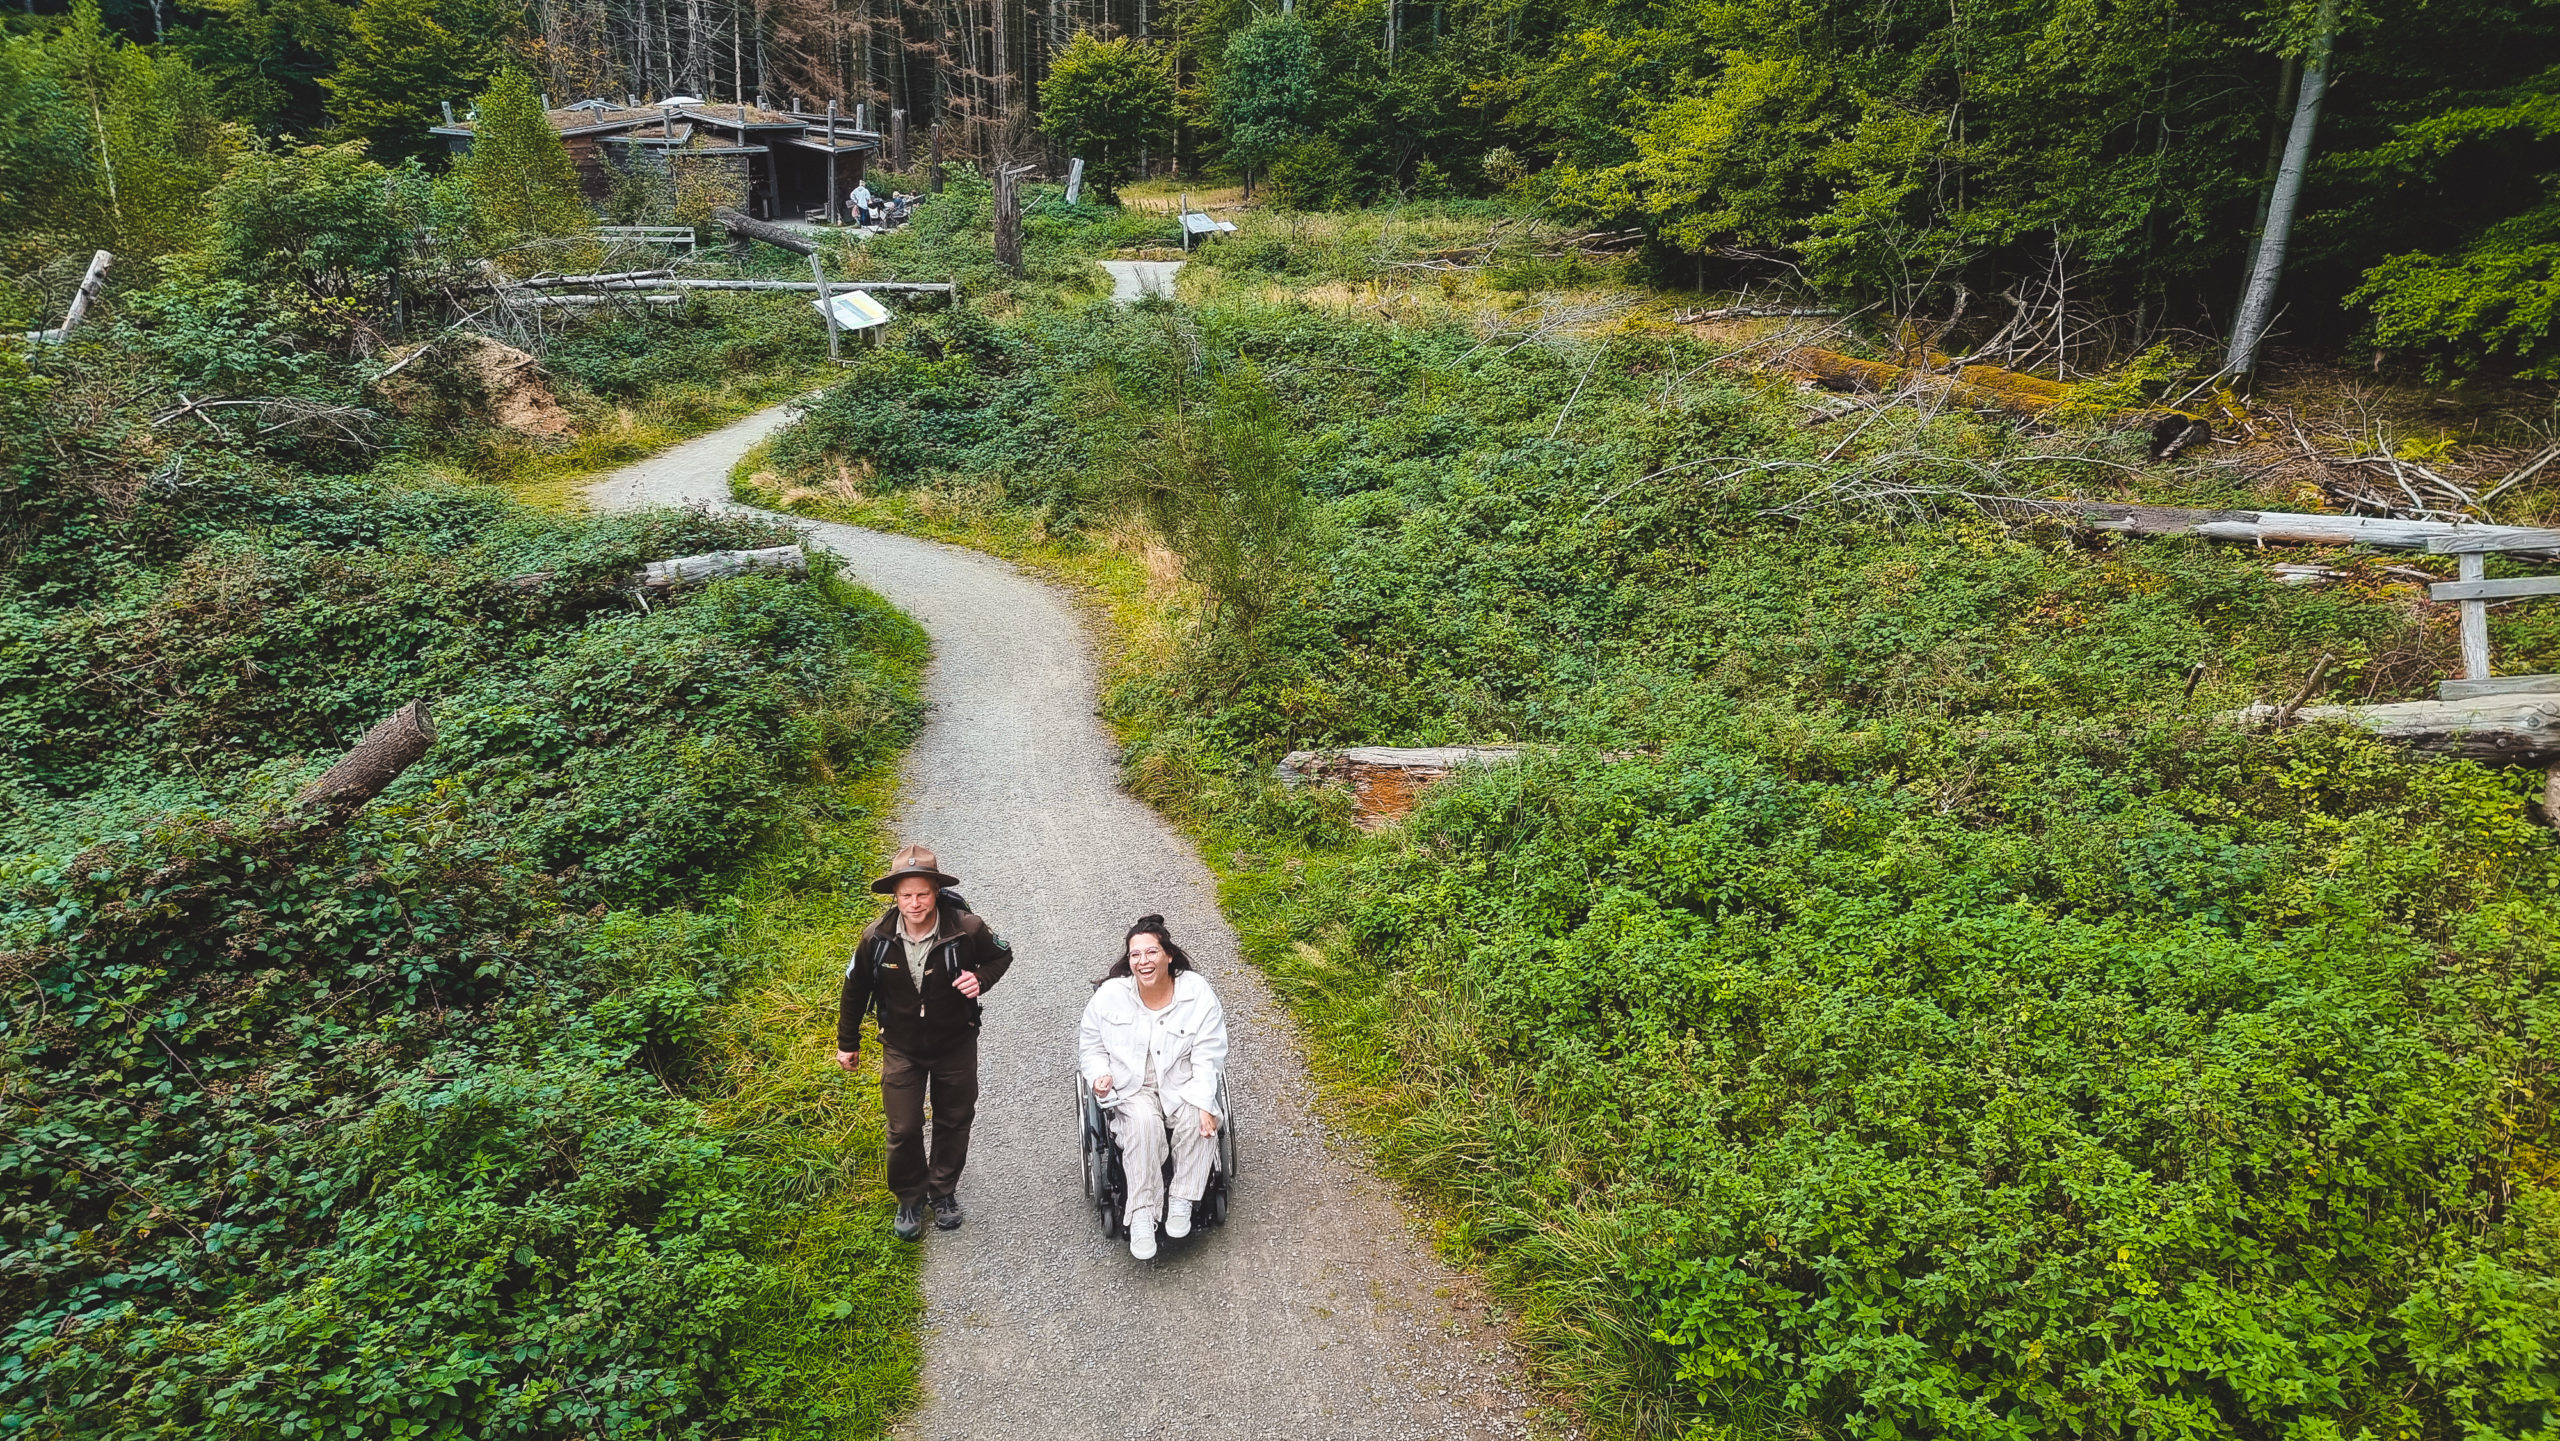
467, 374, 828, 511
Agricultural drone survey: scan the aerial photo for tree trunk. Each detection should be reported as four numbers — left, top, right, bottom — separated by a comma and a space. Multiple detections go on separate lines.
2243, 696, 2560, 766
639, 544, 809, 588
2231, 54, 2301, 314
2224, 0, 2337, 377
992, 161, 1028, 274
295, 701, 438, 815
713, 204, 817, 253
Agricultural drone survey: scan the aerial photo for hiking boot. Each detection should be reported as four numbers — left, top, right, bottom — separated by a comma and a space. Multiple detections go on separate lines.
1165, 1198, 1194, 1239
893, 1199, 926, 1241
1128, 1209, 1158, 1260
930, 1193, 964, 1231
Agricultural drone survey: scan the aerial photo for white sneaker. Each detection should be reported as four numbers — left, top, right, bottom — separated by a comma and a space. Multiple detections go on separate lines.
1128, 1211, 1158, 1260
1165, 1199, 1193, 1239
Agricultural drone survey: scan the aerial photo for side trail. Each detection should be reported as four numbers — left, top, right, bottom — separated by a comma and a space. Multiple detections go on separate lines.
590, 408, 1546, 1439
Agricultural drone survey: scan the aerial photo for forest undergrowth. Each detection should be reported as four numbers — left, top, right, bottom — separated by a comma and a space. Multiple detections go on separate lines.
0, 331, 932, 1437
750, 290, 2560, 1441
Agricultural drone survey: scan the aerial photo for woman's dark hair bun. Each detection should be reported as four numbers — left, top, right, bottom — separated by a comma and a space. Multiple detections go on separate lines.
1137, 913, 1166, 928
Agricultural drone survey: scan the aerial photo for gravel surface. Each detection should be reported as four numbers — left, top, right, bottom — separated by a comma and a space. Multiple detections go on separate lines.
590, 407, 1554, 1440
1099, 260, 1182, 304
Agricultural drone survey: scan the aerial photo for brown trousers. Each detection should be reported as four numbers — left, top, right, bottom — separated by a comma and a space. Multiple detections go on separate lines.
880, 1037, 979, 1203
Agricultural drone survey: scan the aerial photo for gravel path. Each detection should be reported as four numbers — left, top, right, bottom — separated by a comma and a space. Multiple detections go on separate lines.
590, 407, 1549, 1440
1099, 260, 1183, 304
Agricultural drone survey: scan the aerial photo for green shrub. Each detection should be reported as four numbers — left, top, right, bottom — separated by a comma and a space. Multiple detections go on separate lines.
2, 352, 926, 1437
763, 293, 2560, 1440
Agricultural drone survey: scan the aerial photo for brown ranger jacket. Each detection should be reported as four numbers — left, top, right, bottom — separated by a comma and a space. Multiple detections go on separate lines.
837, 900, 1012, 1056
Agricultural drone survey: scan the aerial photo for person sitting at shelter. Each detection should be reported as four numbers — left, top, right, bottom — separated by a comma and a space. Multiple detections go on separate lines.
1078, 914, 1227, 1260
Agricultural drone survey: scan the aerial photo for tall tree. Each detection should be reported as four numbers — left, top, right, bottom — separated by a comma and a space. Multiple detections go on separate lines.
322, 0, 505, 160
1213, 13, 1317, 194
2225, 0, 2340, 375
1038, 31, 1173, 199
449, 67, 588, 246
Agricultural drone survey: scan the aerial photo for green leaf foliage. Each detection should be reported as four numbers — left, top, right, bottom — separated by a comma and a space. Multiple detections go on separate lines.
766, 295, 2560, 1439
449, 69, 588, 249
2, 333, 926, 1437
1037, 32, 1176, 202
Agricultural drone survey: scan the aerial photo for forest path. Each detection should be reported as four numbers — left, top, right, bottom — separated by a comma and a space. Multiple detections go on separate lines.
588, 406, 1545, 1440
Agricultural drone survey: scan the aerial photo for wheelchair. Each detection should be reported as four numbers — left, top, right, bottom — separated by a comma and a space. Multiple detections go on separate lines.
1079, 1073, 1237, 1242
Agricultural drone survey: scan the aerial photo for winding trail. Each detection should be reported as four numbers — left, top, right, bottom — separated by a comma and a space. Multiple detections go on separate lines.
589, 409, 1545, 1439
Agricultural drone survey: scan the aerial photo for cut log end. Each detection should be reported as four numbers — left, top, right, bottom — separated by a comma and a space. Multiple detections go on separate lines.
1277, 746, 1526, 828
295, 700, 437, 815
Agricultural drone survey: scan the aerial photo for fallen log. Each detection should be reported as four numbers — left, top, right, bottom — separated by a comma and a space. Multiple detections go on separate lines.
517, 269, 674, 288
296, 700, 437, 814
1277, 745, 1524, 828
637, 544, 807, 590
2244, 696, 2560, 765
22, 250, 112, 344
1674, 305, 1843, 323
2010, 501, 2560, 558
507, 544, 810, 594
504, 294, 684, 307
581, 278, 956, 294
713, 206, 815, 256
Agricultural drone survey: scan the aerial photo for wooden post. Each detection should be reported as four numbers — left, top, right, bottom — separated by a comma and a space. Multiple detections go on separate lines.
929, 121, 942, 192
825, 101, 840, 224
892, 108, 907, 171
810, 253, 839, 362
1065, 156, 1084, 204
57, 250, 112, 339
2460, 552, 2491, 681
992, 163, 1024, 275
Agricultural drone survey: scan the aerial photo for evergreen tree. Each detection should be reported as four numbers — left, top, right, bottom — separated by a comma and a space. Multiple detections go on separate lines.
321, 0, 498, 162
1038, 33, 1175, 202
1213, 16, 1320, 195
449, 68, 587, 249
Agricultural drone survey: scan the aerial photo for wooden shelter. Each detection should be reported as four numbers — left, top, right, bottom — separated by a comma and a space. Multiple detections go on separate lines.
432, 98, 877, 222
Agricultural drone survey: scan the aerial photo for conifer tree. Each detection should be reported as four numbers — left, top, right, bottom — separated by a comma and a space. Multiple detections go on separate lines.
322, 0, 497, 162
450, 68, 588, 248
1038, 33, 1175, 202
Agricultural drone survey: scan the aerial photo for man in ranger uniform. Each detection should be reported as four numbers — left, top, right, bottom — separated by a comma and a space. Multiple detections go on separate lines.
836, 845, 1013, 1240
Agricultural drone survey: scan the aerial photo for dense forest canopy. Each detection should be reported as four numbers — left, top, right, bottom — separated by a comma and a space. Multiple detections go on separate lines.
1, 0, 2554, 374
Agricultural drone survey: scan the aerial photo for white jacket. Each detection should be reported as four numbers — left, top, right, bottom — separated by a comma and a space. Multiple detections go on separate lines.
1078, 972, 1227, 1119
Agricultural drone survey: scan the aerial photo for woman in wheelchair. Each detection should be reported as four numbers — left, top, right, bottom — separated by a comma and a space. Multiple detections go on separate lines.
1078, 915, 1228, 1259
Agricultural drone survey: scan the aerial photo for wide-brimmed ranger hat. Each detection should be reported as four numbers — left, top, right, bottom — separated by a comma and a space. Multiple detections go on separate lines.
871, 844, 959, 894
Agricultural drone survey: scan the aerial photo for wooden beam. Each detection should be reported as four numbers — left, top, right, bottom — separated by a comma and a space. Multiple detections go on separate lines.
2248, 696, 2560, 765
2459, 553, 2491, 681
2430, 575, 2560, 603
2430, 528, 2560, 554
2021, 500, 2560, 556
2440, 675, 2560, 701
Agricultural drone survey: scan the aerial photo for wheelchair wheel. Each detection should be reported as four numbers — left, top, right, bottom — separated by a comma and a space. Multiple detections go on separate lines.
1079, 1089, 1125, 1239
